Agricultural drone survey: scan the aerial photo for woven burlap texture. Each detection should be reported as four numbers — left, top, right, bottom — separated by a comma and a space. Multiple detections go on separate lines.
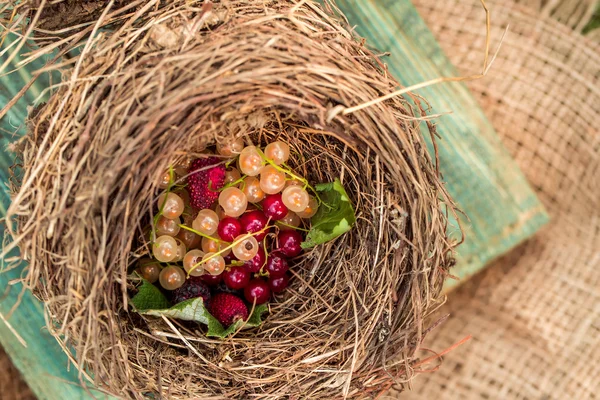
0, 347, 34, 400
392, 0, 600, 399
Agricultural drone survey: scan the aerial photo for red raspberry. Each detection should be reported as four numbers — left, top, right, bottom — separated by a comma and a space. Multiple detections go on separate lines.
187, 157, 226, 210
209, 292, 249, 327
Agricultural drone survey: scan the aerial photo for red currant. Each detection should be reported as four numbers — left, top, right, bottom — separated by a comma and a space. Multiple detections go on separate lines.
218, 217, 242, 242
223, 253, 237, 265
262, 193, 288, 221
269, 274, 289, 293
239, 210, 269, 241
244, 246, 267, 273
200, 273, 223, 286
265, 253, 289, 277
244, 279, 271, 304
223, 266, 251, 290
277, 230, 303, 257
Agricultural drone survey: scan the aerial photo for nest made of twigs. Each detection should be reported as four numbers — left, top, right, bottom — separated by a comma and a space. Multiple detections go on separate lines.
3, 1, 457, 398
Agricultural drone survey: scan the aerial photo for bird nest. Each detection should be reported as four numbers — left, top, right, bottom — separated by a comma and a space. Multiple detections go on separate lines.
3, 0, 457, 398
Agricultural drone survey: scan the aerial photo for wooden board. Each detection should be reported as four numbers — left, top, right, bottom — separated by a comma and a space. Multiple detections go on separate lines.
336, 0, 549, 290
0, 1, 548, 398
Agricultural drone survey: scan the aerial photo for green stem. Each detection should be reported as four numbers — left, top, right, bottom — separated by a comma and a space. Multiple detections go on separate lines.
229, 260, 245, 267
256, 149, 323, 205
276, 220, 310, 232
225, 158, 237, 169
257, 150, 308, 186
178, 224, 229, 243
221, 175, 247, 191
187, 225, 274, 276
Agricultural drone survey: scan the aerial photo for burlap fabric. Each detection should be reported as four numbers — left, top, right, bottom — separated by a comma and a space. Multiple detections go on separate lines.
1, 1, 598, 399
0, 347, 34, 400
395, 0, 600, 398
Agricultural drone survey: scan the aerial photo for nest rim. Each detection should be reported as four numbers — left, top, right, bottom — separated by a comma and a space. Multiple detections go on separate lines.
3, 1, 458, 398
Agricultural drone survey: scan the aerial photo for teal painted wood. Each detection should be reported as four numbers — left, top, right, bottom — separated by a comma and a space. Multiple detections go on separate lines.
0, 38, 112, 399
336, 0, 549, 289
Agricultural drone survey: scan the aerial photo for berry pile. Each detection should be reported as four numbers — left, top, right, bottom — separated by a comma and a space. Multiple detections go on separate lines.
136, 140, 317, 327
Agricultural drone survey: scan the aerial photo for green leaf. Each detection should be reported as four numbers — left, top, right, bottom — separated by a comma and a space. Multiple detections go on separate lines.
301, 178, 356, 249
144, 297, 213, 324
130, 279, 269, 338
130, 279, 171, 311
206, 304, 269, 338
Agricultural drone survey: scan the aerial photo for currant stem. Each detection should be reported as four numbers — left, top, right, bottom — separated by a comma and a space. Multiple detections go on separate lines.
257, 149, 323, 205
257, 150, 313, 190
225, 158, 236, 169
178, 224, 229, 243
220, 175, 247, 191
187, 225, 274, 276
277, 220, 310, 232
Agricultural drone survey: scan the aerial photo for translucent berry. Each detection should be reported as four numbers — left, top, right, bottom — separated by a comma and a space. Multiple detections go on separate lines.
285, 179, 303, 188
296, 195, 318, 219
238, 146, 265, 176
242, 176, 266, 203
203, 252, 226, 276
277, 230, 303, 257
183, 249, 206, 276
152, 235, 178, 262
218, 217, 242, 242
192, 209, 219, 236
159, 265, 186, 290
224, 167, 241, 185
156, 215, 181, 237
157, 192, 185, 219
223, 266, 251, 290
239, 210, 269, 241
232, 234, 259, 261
281, 185, 309, 213
269, 274, 289, 293
201, 236, 231, 257
217, 138, 244, 157
259, 165, 286, 195
244, 279, 271, 304
174, 238, 187, 262
219, 187, 248, 218
262, 193, 288, 220
158, 170, 173, 189
276, 211, 301, 230
215, 205, 227, 220
136, 258, 160, 283
264, 141, 290, 165
176, 215, 201, 249
174, 189, 191, 208
173, 159, 191, 179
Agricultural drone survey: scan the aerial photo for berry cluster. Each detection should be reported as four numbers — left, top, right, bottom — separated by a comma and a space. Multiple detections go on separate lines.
135, 140, 317, 327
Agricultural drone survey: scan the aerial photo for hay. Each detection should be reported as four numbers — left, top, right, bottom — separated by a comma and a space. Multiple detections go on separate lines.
3, 1, 457, 398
